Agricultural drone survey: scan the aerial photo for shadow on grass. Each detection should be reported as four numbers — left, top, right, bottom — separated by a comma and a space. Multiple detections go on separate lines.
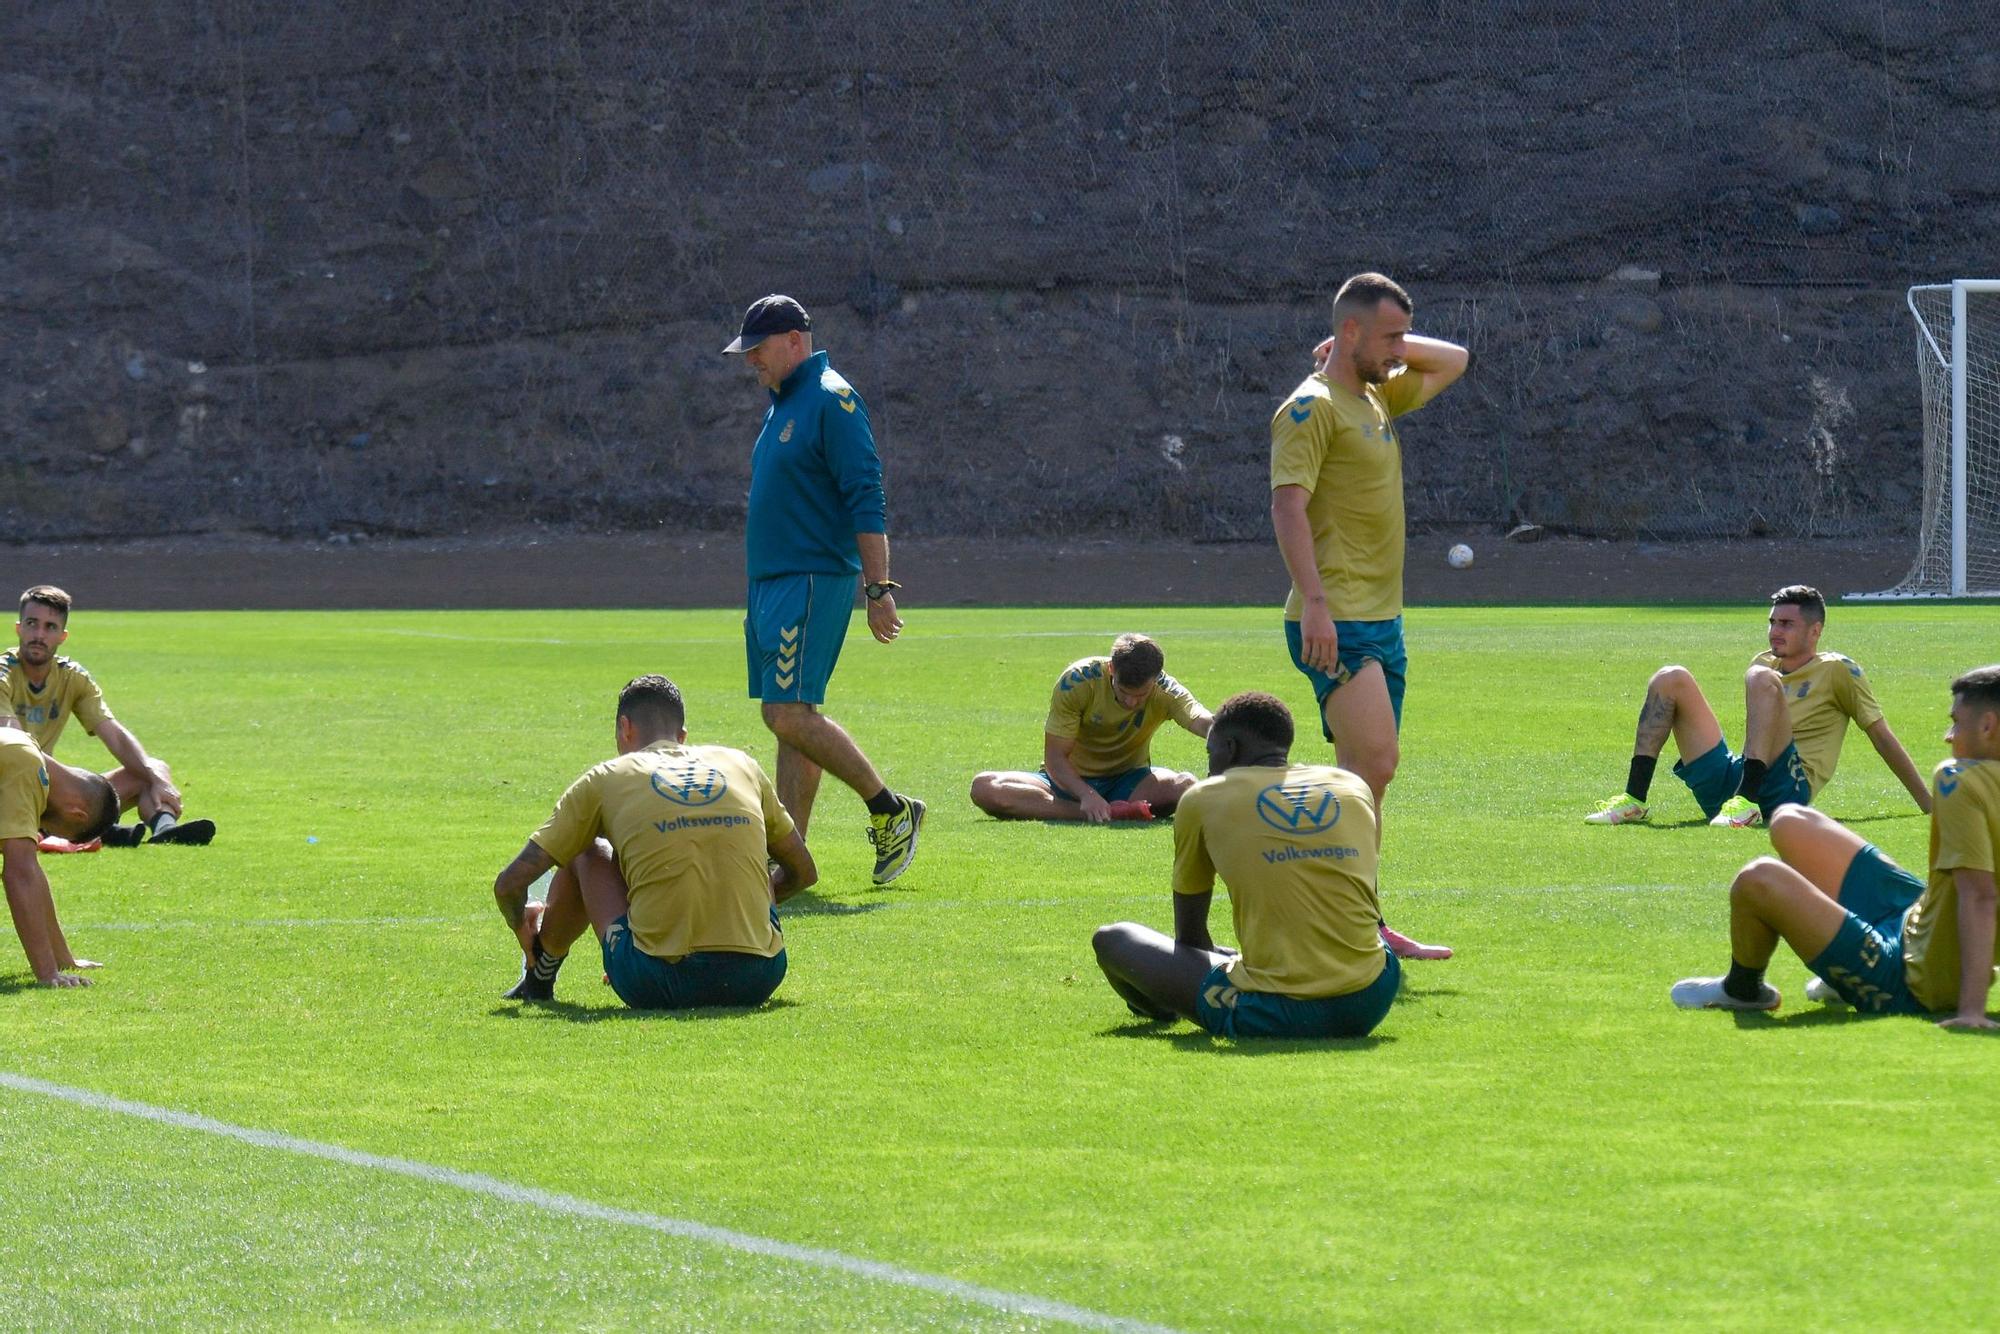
1098, 1019, 1393, 1053
490, 996, 804, 1024
1632, 810, 1923, 833
781, 890, 895, 916
1732, 1005, 2000, 1032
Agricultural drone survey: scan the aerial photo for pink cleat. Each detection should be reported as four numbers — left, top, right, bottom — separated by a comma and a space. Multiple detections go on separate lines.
1105, 799, 1155, 821
1381, 923, 1452, 960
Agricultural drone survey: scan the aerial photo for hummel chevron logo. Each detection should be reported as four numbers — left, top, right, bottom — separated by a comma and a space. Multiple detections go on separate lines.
779, 625, 800, 644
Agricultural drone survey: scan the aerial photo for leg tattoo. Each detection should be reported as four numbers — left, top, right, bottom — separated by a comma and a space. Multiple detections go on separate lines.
1634, 689, 1674, 756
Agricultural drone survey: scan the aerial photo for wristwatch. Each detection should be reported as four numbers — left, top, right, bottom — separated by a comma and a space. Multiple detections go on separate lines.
863, 580, 901, 602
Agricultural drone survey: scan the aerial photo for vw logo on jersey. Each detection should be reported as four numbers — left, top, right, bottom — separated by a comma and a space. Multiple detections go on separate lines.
1255, 780, 1342, 834
651, 757, 729, 807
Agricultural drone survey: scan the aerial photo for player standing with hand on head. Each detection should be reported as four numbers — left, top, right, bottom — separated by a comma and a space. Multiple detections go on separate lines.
1269, 272, 1468, 961
724, 295, 924, 886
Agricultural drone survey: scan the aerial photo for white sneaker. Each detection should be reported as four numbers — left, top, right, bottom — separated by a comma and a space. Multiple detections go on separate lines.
1670, 975, 1780, 1010
1804, 976, 1847, 1006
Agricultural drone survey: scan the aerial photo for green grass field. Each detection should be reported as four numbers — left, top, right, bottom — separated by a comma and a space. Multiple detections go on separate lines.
3, 604, 1995, 1330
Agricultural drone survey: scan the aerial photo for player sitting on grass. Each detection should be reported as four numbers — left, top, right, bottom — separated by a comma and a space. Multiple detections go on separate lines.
1090, 691, 1401, 1039
2, 727, 117, 987
969, 633, 1213, 823
490, 674, 815, 1010
1671, 664, 2000, 1027
1585, 584, 1929, 829
0, 584, 215, 847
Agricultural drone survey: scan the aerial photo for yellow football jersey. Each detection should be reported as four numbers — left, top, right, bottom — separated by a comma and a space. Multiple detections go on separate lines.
1902, 757, 2000, 1013
0, 653, 111, 753
1753, 650, 1883, 794
1172, 762, 1385, 999
0, 727, 50, 842
531, 741, 793, 962
1270, 368, 1429, 622
1044, 657, 1203, 777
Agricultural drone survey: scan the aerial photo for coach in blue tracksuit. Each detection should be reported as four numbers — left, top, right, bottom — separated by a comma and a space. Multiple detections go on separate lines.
724, 294, 925, 886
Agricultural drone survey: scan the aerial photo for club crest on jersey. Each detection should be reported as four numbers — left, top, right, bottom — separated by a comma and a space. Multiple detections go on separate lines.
651, 758, 729, 807
1255, 781, 1342, 834
779, 419, 795, 443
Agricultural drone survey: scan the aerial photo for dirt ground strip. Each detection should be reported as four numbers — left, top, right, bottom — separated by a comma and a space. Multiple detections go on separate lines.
0, 532, 1919, 611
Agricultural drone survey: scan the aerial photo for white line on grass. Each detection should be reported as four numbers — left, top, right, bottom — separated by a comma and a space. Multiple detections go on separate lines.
0, 1072, 1182, 1334
361, 627, 1259, 647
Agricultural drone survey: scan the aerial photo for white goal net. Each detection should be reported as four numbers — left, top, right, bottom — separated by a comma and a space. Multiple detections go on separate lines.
1861, 281, 2000, 597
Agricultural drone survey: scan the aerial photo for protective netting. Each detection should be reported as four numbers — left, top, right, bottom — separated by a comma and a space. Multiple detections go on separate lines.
3, 2, 1992, 541
1874, 285, 2000, 596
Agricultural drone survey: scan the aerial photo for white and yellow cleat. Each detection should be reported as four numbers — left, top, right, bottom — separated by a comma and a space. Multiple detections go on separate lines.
1709, 796, 1763, 828
1584, 793, 1649, 825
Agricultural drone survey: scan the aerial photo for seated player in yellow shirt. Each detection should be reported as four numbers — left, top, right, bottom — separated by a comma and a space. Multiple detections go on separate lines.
1, 728, 119, 988
1089, 691, 1401, 1039
1585, 584, 1930, 829
1670, 664, 2000, 1027
490, 674, 816, 1009
969, 633, 1212, 823
0, 584, 214, 847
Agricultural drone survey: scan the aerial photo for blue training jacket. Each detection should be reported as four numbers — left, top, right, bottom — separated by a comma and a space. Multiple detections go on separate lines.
745, 350, 887, 580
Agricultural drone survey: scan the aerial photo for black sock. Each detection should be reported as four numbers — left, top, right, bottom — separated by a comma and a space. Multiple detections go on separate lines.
1737, 759, 1768, 802
530, 935, 565, 983
1625, 755, 1657, 803
1722, 960, 1766, 1002
864, 787, 902, 817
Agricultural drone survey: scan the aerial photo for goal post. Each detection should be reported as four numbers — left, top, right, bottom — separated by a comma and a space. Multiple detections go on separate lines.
1853, 278, 2000, 599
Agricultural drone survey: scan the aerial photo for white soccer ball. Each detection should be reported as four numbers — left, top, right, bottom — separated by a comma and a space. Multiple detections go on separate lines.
1447, 543, 1474, 569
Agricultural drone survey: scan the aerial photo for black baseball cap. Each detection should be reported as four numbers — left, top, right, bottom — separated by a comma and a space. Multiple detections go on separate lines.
722, 294, 811, 354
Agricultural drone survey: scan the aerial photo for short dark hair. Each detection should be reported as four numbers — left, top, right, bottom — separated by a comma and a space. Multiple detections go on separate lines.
19, 585, 71, 622
617, 674, 685, 734
77, 774, 119, 843
1769, 584, 1826, 625
1952, 664, 2000, 717
1210, 691, 1294, 753
1332, 272, 1412, 328
1108, 633, 1164, 687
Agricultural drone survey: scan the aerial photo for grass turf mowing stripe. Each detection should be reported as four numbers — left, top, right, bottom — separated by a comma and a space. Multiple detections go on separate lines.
0, 1072, 1183, 1334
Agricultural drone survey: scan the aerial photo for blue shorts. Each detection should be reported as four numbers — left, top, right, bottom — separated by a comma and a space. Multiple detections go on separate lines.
1285, 616, 1407, 738
1673, 739, 1811, 820
1804, 845, 1927, 1015
1036, 766, 1151, 804
745, 573, 855, 705
1193, 950, 1401, 1039
601, 915, 788, 1011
